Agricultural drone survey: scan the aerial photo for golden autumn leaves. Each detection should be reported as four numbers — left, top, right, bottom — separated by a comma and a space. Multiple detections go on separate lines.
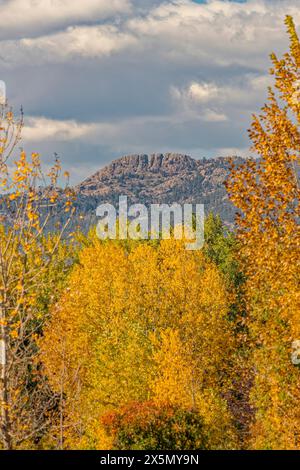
225, 16, 300, 449
0, 104, 75, 449
39, 15, 300, 450
0, 15, 300, 450
40, 238, 237, 449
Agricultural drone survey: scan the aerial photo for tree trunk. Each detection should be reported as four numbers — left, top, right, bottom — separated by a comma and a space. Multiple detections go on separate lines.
0, 300, 12, 450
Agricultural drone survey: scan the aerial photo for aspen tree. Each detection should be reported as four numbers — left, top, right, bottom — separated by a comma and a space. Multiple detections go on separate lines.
0, 103, 74, 449
226, 17, 300, 449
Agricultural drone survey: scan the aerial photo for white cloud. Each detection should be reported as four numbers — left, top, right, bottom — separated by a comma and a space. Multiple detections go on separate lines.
0, 25, 137, 65
23, 106, 231, 147
171, 73, 272, 119
188, 82, 219, 103
20, 112, 251, 183
0, 0, 131, 38
170, 82, 227, 121
2, 0, 299, 182
201, 109, 228, 122
23, 116, 100, 141
250, 74, 273, 91
22, 115, 155, 145
1, 0, 299, 68
126, 0, 300, 69
171, 81, 221, 108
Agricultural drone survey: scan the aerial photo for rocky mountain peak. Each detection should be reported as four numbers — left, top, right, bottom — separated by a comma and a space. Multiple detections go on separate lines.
76, 153, 244, 226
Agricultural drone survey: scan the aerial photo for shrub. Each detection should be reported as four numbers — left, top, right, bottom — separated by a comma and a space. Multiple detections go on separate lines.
101, 401, 208, 450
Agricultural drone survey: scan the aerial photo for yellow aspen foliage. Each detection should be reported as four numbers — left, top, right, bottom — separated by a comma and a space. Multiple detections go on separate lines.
151, 329, 194, 409
0, 103, 74, 449
40, 237, 237, 449
226, 16, 300, 449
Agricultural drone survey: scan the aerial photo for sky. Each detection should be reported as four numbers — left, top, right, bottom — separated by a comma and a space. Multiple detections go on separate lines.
0, 0, 299, 183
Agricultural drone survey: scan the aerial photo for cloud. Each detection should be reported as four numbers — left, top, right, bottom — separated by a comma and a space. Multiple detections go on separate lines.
0, 0, 131, 39
2, 0, 300, 68
23, 116, 98, 142
2, 0, 299, 183
127, 0, 300, 69
187, 82, 220, 103
171, 73, 272, 119
0, 25, 137, 65
21, 110, 241, 185
201, 109, 228, 122
170, 83, 228, 121
23, 105, 232, 148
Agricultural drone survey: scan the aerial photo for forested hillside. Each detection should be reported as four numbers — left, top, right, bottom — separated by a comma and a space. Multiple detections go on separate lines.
75, 153, 243, 227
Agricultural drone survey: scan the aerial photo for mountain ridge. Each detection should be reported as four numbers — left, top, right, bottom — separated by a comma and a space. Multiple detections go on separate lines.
75, 153, 245, 226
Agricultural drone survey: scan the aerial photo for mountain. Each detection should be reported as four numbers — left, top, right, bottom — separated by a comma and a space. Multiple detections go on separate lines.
75, 153, 244, 227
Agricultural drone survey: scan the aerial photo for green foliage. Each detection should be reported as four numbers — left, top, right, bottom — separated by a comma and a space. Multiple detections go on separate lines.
203, 213, 241, 287
203, 213, 245, 326
101, 402, 208, 450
